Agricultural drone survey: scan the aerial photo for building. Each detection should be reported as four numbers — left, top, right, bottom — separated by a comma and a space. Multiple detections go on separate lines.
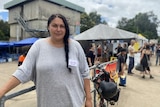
4, 0, 84, 41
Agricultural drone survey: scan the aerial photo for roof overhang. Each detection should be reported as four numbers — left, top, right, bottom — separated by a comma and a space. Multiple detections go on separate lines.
4, 0, 85, 13
4, 0, 32, 9
47, 0, 84, 13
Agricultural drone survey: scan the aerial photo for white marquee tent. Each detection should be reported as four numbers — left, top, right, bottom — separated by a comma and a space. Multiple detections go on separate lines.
74, 24, 148, 41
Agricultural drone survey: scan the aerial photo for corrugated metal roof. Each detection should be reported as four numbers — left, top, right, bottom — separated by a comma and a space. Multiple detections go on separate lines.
4, 0, 84, 13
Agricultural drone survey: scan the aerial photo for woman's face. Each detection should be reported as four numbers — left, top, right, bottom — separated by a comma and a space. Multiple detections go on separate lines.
48, 17, 66, 42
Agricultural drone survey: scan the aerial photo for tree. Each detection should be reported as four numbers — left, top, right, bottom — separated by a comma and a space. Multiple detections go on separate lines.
80, 11, 107, 33
80, 12, 94, 33
89, 12, 101, 25
117, 11, 159, 39
0, 20, 10, 40
117, 17, 128, 28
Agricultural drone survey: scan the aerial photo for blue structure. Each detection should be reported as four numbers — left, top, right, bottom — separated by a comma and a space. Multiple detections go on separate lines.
14, 37, 38, 47
0, 37, 39, 63
0, 37, 38, 47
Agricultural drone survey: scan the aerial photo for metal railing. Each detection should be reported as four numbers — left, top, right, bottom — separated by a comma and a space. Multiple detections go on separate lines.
15, 14, 48, 37
89, 60, 117, 107
0, 86, 36, 107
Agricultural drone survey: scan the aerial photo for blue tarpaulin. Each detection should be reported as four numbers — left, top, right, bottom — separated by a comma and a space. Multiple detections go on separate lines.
0, 38, 38, 62
0, 42, 14, 47
14, 37, 38, 46
0, 37, 38, 47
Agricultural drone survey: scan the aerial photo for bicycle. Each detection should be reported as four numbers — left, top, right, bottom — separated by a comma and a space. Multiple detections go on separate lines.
90, 61, 120, 107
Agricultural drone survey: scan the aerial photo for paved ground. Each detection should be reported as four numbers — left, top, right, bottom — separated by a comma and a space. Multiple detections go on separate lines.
0, 55, 160, 107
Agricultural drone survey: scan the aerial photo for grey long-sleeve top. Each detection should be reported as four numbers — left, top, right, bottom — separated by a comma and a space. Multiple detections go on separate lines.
13, 38, 90, 107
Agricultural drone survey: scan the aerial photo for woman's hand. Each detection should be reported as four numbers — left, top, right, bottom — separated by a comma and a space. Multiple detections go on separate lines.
85, 99, 92, 107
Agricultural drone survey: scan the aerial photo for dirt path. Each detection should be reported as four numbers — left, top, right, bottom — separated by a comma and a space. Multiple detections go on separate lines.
118, 55, 160, 107
0, 61, 37, 107
0, 55, 160, 107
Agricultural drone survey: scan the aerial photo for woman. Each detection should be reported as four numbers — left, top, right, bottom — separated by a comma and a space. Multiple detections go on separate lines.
140, 45, 153, 79
86, 43, 95, 67
128, 40, 136, 74
0, 14, 92, 107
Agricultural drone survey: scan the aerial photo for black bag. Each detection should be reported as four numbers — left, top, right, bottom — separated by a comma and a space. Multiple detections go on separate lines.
108, 88, 121, 102
135, 63, 143, 71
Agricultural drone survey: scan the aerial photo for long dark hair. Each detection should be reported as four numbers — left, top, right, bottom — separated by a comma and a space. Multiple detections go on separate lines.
47, 14, 71, 72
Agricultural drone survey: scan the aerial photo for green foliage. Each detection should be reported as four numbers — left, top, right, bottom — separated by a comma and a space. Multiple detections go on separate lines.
117, 11, 159, 39
0, 20, 10, 40
80, 12, 94, 33
89, 12, 101, 25
80, 11, 107, 33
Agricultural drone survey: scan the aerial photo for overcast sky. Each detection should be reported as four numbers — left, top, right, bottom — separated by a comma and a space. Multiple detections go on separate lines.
0, 0, 160, 33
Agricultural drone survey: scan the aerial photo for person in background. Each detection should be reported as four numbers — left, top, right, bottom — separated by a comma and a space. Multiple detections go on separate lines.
115, 43, 122, 56
140, 44, 154, 79
117, 48, 126, 76
96, 44, 102, 62
127, 40, 137, 75
155, 43, 160, 65
18, 52, 27, 66
117, 48, 127, 87
122, 43, 128, 70
139, 42, 148, 53
87, 43, 95, 67
102, 41, 109, 62
0, 14, 92, 107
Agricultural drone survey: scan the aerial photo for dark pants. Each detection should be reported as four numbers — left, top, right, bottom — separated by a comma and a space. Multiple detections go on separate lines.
156, 53, 160, 65
128, 57, 134, 73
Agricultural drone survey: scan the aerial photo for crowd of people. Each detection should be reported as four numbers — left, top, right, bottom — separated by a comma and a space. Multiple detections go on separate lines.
86, 40, 160, 81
